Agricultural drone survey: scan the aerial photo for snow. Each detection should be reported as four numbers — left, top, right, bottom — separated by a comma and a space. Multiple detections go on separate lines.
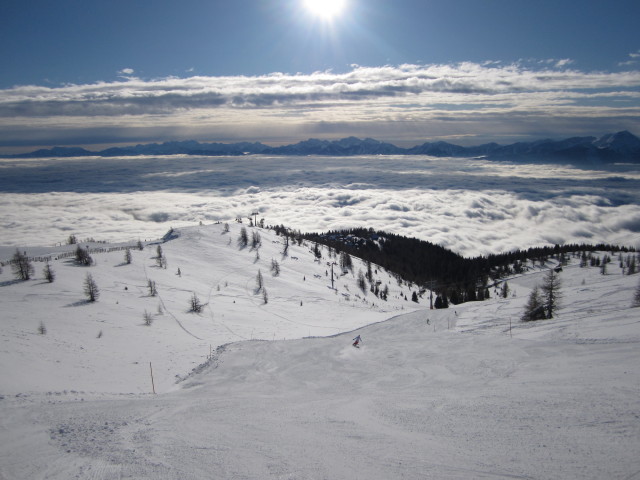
1, 223, 639, 479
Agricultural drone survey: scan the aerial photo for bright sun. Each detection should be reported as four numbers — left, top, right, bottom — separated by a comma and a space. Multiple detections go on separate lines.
303, 0, 346, 19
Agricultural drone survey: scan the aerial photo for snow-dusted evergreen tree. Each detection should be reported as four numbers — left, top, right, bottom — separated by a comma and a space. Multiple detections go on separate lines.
633, 279, 640, 308
83, 273, 99, 302
251, 231, 261, 249
238, 227, 249, 247
501, 281, 510, 298
75, 245, 93, 266
124, 248, 132, 265
521, 285, 546, 321
147, 279, 157, 297
256, 269, 264, 292
11, 249, 34, 281
357, 270, 367, 294
189, 292, 203, 313
43, 261, 55, 283
541, 269, 562, 318
271, 259, 280, 276
339, 251, 352, 272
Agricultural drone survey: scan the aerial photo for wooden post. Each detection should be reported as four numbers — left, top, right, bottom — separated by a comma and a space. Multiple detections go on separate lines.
149, 362, 156, 394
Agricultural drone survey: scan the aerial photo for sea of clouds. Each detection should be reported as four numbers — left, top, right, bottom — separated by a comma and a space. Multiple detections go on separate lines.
1, 154, 640, 257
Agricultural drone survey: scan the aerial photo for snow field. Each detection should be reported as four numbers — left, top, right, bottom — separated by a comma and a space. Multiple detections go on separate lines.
1, 225, 639, 479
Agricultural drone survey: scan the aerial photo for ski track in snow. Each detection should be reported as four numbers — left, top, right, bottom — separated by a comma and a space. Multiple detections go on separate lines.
1, 224, 640, 479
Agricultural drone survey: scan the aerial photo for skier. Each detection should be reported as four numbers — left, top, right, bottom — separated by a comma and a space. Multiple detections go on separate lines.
352, 335, 362, 348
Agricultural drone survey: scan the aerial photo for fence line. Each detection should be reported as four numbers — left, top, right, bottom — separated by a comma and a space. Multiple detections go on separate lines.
1, 244, 140, 266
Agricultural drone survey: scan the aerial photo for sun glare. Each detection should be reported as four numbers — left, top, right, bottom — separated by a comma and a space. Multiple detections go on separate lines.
303, 0, 346, 19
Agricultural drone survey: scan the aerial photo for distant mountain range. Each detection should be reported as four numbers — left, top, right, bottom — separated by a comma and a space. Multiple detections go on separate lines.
5, 131, 640, 163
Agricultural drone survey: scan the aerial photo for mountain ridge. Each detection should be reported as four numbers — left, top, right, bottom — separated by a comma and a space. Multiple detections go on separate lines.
5, 130, 640, 162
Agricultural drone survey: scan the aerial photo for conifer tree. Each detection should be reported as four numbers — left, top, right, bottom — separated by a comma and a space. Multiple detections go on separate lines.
521, 285, 545, 321
43, 261, 55, 283
633, 279, 640, 308
540, 269, 562, 318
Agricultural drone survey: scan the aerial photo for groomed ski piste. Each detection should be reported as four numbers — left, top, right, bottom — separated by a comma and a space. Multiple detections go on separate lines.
1, 222, 639, 479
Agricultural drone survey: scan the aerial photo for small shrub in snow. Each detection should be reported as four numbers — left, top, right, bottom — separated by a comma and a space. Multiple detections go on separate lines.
124, 248, 132, 265
143, 310, 153, 326
38, 322, 47, 335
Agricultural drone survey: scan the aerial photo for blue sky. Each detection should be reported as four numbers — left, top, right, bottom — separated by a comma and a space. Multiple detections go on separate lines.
1, 0, 639, 152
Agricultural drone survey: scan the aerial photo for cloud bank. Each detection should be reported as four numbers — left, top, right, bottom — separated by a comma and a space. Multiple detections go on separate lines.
1, 155, 639, 257
1, 62, 639, 151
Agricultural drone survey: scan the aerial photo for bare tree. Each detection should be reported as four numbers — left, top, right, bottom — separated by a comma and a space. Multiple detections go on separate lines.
83, 273, 99, 302
11, 249, 34, 281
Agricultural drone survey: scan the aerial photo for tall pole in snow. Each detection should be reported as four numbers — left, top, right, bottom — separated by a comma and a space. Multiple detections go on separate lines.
149, 362, 156, 394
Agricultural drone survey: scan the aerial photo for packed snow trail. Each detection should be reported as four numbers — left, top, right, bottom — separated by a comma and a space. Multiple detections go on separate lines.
2, 300, 640, 479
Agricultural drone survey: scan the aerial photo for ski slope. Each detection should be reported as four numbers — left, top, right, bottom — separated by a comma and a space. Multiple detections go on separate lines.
1, 224, 639, 479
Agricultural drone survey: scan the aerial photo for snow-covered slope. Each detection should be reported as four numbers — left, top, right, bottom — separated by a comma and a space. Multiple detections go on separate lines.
0, 223, 414, 395
1, 226, 639, 479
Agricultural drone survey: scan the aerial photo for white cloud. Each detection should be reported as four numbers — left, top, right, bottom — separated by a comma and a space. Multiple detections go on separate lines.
0, 62, 639, 152
1, 155, 639, 257
554, 58, 574, 68
118, 68, 135, 76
